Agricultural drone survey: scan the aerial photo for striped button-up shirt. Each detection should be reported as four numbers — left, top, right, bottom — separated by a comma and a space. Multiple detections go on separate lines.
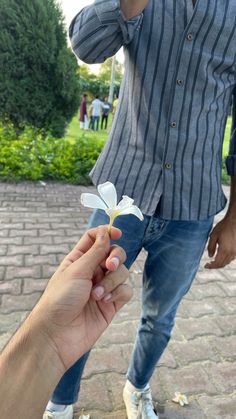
70, 0, 236, 220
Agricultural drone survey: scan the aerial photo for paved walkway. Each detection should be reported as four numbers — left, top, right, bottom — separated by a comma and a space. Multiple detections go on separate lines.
0, 182, 236, 419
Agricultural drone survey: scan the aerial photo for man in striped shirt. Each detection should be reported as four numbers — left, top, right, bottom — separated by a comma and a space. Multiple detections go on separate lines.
43, 1, 236, 418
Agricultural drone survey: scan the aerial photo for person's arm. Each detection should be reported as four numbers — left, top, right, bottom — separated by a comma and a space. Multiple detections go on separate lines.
0, 226, 132, 419
69, 0, 145, 64
0, 321, 62, 419
206, 89, 236, 269
121, 0, 150, 19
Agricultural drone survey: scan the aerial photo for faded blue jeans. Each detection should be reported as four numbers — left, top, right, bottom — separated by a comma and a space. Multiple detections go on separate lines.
51, 209, 214, 403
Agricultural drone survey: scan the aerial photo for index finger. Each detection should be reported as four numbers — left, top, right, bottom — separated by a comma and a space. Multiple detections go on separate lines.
59, 225, 122, 271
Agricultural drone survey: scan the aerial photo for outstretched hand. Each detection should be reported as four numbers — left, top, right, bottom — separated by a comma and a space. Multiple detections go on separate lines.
30, 225, 132, 371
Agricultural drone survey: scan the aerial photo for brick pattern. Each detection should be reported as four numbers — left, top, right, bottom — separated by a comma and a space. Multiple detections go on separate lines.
0, 182, 236, 418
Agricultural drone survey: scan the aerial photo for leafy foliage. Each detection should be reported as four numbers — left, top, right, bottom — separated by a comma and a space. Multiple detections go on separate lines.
0, 124, 105, 184
78, 59, 123, 99
0, 0, 80, 137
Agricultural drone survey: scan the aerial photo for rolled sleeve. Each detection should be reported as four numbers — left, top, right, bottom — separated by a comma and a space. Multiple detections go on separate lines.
225, 87, 236, 176
95, 0, 142, 44
69, 0, 142, 64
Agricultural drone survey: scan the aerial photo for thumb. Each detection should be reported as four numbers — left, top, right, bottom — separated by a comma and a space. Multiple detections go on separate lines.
207, 231, 218, 258
67, 229, 110, 280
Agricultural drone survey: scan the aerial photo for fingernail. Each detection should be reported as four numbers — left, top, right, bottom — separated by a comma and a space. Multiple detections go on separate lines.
93, 286, 105, 298
103, 293, 112, 302
110, 257, 119, 269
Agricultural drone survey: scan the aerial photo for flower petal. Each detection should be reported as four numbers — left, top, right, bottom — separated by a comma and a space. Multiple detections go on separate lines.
98, 182, 117, 208
81, 193, 107, 210
182, 396, 189, 405
118, 205, 144, 221
117, 195, 134, 210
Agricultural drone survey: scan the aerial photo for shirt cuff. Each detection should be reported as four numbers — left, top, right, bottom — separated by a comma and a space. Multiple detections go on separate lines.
225, 155, 236, 176
95, 0, 142, 44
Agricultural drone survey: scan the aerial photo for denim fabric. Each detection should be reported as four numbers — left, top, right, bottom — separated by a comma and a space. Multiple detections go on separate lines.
91, 115, 100, 131
52, 209, 213, 403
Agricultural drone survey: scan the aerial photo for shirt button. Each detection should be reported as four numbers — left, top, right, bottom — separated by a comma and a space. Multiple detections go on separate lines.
187, 33, 193, 41
177, 79, 184, 86
170, 121, 177, 128
165, 163, 172, 170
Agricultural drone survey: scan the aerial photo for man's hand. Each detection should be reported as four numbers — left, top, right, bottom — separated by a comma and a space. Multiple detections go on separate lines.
0, 226, 132, 419
121, 0, 150, 19
205, 216, 236, 269
30, 225, 132, 371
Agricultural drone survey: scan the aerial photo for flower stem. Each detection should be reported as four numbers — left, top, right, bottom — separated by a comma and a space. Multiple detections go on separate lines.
108, 218, 114, 236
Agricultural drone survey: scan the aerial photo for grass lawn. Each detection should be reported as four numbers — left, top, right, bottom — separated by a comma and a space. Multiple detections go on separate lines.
222, 117, 231, 185
65, 115, 112, 144
66, 115, 232, 185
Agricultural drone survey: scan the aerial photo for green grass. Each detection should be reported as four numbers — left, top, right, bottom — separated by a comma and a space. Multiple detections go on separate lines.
222, 116, 231, 185
65, 115, 111, 144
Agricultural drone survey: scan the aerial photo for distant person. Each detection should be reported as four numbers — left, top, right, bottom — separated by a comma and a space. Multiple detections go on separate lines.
112, 94, 119, 118
101, 97, 111, 130
79, 94, 88, 130
91, 95, 103, 131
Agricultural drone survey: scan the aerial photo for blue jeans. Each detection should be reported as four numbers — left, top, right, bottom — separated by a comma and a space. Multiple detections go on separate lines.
91, 116, 100, 131
51, 209, 213, 403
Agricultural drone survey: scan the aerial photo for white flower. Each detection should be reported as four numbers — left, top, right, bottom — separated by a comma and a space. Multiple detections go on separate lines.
81, 181, 143, 231
79, 414, 90, 419
172, 392, 189, 407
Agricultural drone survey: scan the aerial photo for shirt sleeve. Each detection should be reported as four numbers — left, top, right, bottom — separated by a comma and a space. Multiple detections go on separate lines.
225, 87, 236, 176
69, 0, 142, 64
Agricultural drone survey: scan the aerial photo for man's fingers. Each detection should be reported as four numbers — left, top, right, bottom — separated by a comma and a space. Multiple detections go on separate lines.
66, 229, 111, 279
59, 225, 122, 271
76, 225, 122, 255
113, 284, 133, 311
91, 264, 129, 300
91, 245, 127, 287
207, 232, 218, 258
105, 245, 127, 271
205, 249, 229, 269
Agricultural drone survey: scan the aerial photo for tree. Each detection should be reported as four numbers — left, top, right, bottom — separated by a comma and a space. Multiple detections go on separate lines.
99, 57, 123, 86
0, 0, 80, 137
78, 58, 123, 100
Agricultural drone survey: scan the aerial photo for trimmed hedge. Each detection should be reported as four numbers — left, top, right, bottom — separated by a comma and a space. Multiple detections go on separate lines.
0, 124, 105, 184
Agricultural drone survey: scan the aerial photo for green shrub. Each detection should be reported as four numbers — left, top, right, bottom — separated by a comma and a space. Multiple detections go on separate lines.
0, 0, 80, 137
0, 124, 105, 184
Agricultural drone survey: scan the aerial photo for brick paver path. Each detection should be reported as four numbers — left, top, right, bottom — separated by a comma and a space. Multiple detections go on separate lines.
0, 182, 236, 418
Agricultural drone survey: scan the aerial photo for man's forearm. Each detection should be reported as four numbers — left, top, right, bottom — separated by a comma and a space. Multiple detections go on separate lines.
0, 315, 64, 419
120, 0, 150, 19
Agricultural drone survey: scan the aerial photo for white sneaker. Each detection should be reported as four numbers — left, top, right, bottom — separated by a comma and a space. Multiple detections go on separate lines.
123, 386, 158, 419
43, 405, 73, 419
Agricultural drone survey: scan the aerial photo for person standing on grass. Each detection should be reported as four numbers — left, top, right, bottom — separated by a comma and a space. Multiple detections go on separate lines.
43, 1, 236, 418
101, 97, 111, 130
91, 95, 103, 131
79, 94, 88, 130
112, 94, 119, 119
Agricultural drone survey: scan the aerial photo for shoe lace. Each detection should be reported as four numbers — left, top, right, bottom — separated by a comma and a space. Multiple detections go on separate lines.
131, 391, 142, 407
141, 390, 157, 418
